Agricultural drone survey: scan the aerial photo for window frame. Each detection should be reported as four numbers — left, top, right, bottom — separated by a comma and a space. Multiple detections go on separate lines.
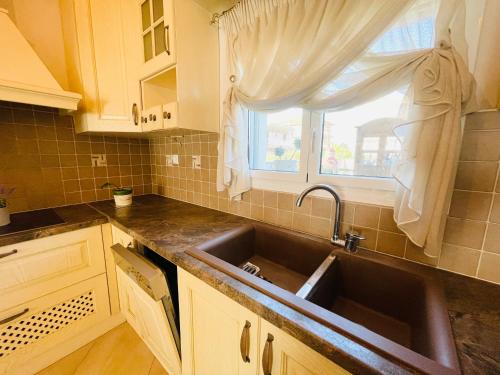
249, 110, 397, 206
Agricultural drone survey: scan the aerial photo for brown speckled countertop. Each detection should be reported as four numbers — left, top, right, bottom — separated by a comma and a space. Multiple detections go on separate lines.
1, 195, 498, 374
0, 204, 107, 247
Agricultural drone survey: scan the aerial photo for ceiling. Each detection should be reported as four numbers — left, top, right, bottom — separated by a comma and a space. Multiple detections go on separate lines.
193, 0, 238, 13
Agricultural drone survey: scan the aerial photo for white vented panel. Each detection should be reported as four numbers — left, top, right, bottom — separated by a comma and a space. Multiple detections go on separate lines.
0, 274, 110, 375
0, 290, 96, 358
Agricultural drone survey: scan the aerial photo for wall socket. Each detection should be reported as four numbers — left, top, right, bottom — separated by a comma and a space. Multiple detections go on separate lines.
166, 155, 179, 166
192, 155, 201, 169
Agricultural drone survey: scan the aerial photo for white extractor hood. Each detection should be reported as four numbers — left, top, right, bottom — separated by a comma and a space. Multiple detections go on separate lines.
0, 8, 80, 111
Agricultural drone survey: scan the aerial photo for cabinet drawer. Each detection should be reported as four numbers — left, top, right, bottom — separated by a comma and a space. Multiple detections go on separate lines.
0, 274, 110, 374
0, 226, 105, 311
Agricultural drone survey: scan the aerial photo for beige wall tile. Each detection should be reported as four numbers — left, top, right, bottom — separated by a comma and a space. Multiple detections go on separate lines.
292, 212, 311, 233
294, 195, 311, 215
454, 161, 498, 191
459, 131, 500, 161
309, 216, 331, 239
465, 111, 500, 131
376, 231, 406, 257
438, 244, 481, 276
250, 189, 263, 206
484, 224, 500, 254
378, 208, 402, 233
354, 204, 380, 229
477, 252, 500, 284
405, 241, 438, 266
443, 217, 487, 249
490, 194, 500, 223
277, 192, 294, 211
276, 209, 293, 228
263, 191, 277, 208
311, 197, 332, 218
448, 190, 493, 221
341, 202, 354, 223
352, 226, 377, 250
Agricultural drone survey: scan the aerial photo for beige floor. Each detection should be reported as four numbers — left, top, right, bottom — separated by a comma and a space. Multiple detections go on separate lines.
37, 323, 168, 375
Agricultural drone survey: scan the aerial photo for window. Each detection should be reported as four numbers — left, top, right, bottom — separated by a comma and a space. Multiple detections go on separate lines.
246, 1, 436, 204
249, 108, 304, 173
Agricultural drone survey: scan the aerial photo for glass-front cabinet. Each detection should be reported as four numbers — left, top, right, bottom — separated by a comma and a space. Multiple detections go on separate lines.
139, 0, 175, 78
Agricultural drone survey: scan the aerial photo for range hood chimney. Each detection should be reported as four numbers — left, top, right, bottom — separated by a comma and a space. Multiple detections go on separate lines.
0, 8, 80, 111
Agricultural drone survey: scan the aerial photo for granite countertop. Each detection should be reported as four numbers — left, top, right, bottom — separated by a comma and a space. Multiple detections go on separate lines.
0, 204, 107, 247
1, 195, 498, 374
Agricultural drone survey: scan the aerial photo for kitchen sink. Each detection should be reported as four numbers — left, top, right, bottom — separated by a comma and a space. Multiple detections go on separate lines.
187, 223, 460, 374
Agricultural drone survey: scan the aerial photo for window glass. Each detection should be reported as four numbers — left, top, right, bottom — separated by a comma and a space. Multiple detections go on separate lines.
249, 108, 303, 173
319, 91, 405, 178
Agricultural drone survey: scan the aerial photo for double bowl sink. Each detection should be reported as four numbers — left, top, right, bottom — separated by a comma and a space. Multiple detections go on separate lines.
187, 223, 460, 374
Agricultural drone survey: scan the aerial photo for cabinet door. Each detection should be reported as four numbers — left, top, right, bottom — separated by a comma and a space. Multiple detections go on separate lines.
64, 0, 142, 133
179, 269, 259, 375
0, 226, 105, 311
116, 267, 181, 375
139, 0, 176, 78
259, 319, 350, 375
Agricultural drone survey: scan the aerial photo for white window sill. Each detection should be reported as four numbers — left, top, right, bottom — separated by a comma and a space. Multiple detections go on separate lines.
250, 173, 396, 207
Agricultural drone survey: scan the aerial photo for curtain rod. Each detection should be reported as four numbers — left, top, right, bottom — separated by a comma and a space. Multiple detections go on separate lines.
210, 1, 240, 25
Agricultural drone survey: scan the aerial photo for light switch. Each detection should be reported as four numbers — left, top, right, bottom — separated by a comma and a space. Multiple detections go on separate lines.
172, 154, 179, 166
166, 155, 173, 166
192, 155, 201, 169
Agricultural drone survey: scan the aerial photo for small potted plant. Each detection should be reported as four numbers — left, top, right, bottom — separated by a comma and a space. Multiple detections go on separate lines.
0, 185, 15, 226
100, 183, 133, 207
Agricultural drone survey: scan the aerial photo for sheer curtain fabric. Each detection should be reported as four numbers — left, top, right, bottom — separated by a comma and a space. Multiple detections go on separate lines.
217, 0, 476, 257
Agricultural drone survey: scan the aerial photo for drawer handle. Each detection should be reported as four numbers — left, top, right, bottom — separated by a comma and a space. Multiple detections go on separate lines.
262, 333, 274, 375
240, 320, 251, 363
0, 308, 29, 325
0, 249, 18, 259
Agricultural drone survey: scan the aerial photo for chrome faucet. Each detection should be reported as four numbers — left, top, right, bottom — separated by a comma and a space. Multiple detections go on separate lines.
295, 184, 364, 252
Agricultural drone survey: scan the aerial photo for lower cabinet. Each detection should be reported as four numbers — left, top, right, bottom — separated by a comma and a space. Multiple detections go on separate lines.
0, 274, 111, 375
178, 269, 349, 375
116, 266, 181, 375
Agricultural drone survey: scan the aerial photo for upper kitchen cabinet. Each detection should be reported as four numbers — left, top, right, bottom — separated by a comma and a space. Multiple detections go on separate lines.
60, 0, 143, 133
139, 0, 176, 79
138, 0, 219, 133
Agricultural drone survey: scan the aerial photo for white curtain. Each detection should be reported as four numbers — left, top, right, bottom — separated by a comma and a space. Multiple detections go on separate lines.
217, 0, 476, 257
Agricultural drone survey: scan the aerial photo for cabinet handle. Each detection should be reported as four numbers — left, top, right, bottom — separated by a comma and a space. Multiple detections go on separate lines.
163, 111, 171, 120
0, 249, 18, 259
240, 320, 251, 363
132, 103, 139, 126
262, 333, 274, 375
165, 25, 171, 56
0, 308, 29, 325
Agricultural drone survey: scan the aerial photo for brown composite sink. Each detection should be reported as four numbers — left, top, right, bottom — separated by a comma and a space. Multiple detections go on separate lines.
187, 223, 460, 374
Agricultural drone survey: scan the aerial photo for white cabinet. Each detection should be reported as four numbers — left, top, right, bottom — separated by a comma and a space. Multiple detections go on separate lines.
0, 274, 111, 375
0, 226, 105, 311
139, 0, 176, 78
179, 269, 349, 375
259, 319, 349, 375
116, 266, 181, 375
138, 0, 219, 133
179, 269, 260, 375
60, 0, 143, 133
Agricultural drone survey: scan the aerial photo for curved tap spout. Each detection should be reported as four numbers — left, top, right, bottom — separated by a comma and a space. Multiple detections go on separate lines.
295, 184, 342, 243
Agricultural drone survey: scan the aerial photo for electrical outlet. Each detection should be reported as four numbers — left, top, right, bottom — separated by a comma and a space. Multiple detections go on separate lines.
166, 155, 173, 166
172, 154, 179, 166
192, 155, 201, 169
91, 154, 107, 167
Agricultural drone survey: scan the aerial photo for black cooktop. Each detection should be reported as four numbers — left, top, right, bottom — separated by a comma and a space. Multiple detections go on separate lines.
0, 208, 65, 236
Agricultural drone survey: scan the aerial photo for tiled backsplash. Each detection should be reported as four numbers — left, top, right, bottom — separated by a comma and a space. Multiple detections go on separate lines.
0, 101, 152, 212
150, 111, 500, 284
0, 99, 497, 284
441, 111, 500, 283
